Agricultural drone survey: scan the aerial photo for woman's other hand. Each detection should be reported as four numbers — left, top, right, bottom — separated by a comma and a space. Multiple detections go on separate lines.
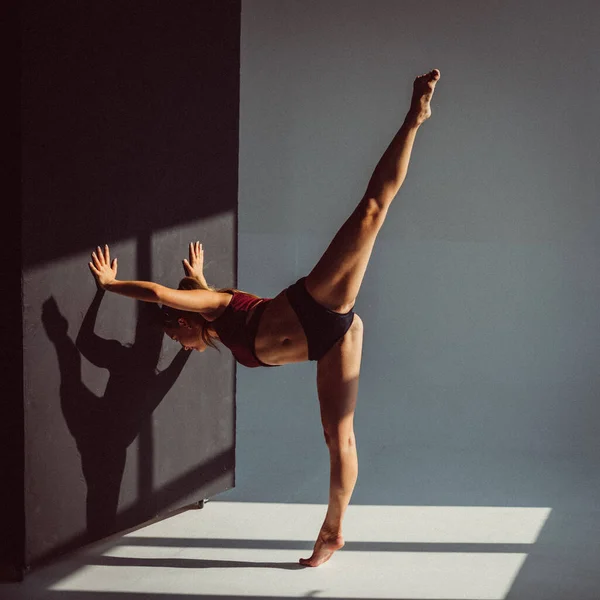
182, 241, 207, 286
89, 244, 118, 289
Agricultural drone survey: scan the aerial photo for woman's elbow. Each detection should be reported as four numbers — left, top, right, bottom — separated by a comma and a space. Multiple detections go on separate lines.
152, 284, 169, 305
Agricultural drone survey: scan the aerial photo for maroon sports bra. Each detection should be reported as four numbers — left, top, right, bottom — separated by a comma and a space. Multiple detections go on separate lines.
210, 291, 280, 368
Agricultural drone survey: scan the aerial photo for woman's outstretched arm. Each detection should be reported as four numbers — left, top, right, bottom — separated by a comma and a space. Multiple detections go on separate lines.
89, 245, 226, 313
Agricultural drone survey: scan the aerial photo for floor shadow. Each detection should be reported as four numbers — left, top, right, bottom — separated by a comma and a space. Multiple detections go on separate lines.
91, 556, 304, 571
41, 292, 191, 542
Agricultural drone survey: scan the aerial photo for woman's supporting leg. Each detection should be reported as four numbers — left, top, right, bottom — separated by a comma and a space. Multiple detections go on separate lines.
305, 69, 441, 313
300, 314, 364, 567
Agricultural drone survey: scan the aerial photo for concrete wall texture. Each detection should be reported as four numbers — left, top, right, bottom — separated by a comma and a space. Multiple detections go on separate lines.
219, 1, 600, 598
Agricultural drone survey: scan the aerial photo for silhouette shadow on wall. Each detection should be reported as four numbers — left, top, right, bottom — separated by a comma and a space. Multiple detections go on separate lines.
41, 291, 191, 541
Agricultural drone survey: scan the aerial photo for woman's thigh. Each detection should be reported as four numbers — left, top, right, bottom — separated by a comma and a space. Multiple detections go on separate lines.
306, 198, 386, 314
316, 314, 364, 438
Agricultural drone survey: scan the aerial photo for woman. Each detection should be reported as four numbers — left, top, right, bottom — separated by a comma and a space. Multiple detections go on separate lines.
89, 69, 441, 567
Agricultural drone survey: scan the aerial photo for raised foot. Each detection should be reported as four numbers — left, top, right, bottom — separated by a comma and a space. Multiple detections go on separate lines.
299, 531, 345, 568
409, 68, 441, 125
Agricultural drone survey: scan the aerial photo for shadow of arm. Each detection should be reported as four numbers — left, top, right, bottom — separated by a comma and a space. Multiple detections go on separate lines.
151, 348, 193, 400
76, 290, 126, 368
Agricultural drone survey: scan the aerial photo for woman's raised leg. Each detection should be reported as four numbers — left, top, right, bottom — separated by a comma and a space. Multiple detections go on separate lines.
299, 314, 364, 567
305, 69, 441, 313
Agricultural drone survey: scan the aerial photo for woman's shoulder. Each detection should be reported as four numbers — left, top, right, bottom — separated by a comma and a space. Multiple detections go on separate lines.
203, 290, 235, 322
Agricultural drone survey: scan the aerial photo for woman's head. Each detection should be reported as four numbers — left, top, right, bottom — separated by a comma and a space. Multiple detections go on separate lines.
161, 277, 220, 353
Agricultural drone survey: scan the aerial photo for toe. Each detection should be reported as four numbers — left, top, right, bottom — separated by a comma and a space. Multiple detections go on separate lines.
428, 70, 441, 84
299, 556, 315, 567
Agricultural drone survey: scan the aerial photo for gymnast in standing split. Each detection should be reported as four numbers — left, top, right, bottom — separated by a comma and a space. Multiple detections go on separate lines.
89, 69, 441, 566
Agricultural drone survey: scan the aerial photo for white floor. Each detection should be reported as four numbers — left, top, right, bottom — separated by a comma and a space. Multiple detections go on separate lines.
1, 501, 559, 600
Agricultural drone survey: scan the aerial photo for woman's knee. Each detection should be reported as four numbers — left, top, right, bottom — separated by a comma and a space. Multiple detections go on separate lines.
323, 427, 356, 451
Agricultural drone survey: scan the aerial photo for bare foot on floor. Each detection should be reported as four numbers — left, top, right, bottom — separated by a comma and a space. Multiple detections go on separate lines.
299, 531, 345, 567
409, 68, 441, 125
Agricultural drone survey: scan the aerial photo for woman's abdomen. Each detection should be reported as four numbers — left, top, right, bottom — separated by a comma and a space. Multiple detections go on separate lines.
254, 291, 309, 365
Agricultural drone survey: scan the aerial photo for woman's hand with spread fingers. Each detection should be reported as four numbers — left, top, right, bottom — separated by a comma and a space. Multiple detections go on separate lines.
182, 241, 208, 286
89, 245, 118, 290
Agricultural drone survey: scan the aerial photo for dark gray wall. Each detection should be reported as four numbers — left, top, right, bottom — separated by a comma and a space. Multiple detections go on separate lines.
222, 1, 600, 597
2, 0, 25, 580
18, 0, 240, 573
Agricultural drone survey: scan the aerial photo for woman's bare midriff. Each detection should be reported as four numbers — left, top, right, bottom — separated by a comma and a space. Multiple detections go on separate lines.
206, 289, 308, 365
253, 291, 309, 365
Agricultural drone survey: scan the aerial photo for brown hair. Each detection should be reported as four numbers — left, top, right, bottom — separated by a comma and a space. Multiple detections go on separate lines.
161, 277, 259, 352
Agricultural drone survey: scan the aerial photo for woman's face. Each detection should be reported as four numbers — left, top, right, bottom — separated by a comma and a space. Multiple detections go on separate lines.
164, 319, 207, 352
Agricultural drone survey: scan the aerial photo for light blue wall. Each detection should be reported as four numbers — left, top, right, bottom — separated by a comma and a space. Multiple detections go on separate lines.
221, 1, 600, 596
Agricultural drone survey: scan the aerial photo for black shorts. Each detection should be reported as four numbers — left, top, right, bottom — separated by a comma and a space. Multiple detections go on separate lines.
285, 277, 355, 361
